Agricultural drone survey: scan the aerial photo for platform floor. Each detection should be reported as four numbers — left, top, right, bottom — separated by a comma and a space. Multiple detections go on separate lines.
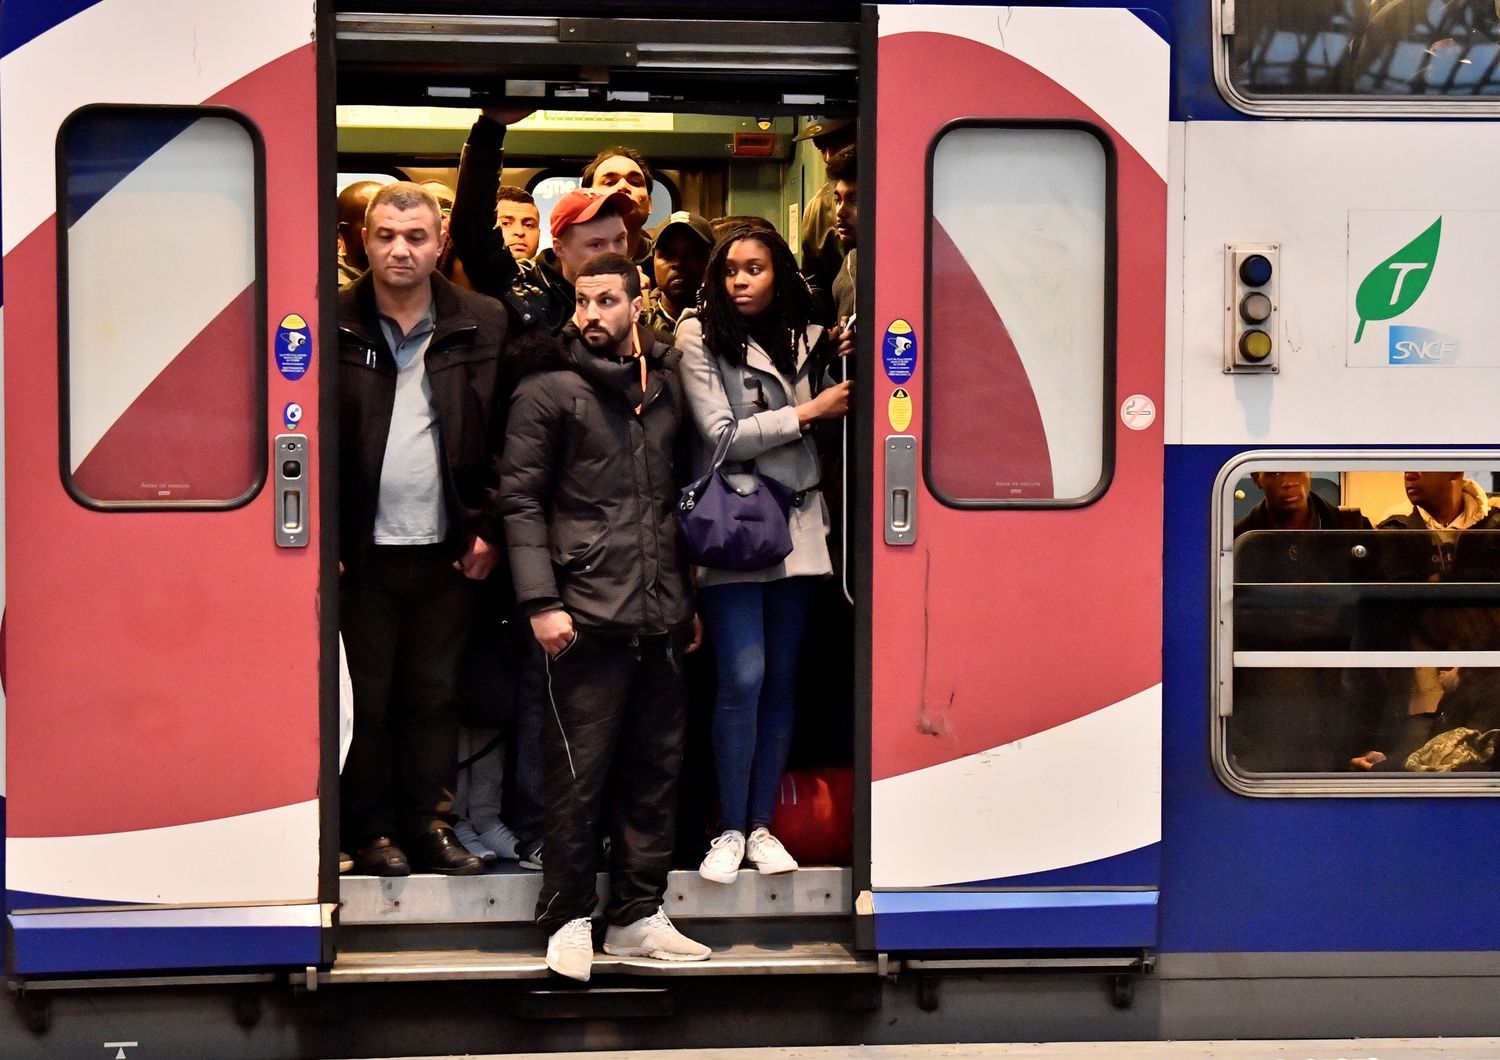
390, 1039, 1500, 1060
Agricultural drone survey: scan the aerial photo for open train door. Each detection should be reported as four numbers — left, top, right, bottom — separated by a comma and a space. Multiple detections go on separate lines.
1, 0, 330, 975
862, 5, 1167, 955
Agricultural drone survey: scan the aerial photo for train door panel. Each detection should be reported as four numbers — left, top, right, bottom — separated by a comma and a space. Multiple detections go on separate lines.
866, 5, 1166, 951
1, 0, 326, 974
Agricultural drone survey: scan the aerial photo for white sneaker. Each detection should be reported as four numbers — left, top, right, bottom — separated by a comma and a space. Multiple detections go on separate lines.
746, 827, 798, 875
603, 908, 710, 962
698, 829, 745, 884
545, 917, 594, 982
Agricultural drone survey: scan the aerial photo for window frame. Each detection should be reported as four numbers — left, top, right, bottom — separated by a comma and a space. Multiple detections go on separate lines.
921, 118, 1118, 511
1212, 449, 1500, 797
55, 103, 269, 513
1214, 1, 1500, 117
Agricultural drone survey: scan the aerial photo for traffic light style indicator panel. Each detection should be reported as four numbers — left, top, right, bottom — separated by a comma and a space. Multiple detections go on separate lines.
1224, 242, 1279, 374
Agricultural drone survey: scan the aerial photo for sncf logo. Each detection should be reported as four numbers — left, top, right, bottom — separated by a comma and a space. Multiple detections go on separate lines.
1389, 325, 1459, 365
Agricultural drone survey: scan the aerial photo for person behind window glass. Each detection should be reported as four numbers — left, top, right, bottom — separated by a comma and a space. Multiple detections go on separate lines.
1232, 471, 1373, 772
1354, 607, 1500, 771
675, 228, 851, 883
497, 185, 540, 262
1348, 472, 1500, 769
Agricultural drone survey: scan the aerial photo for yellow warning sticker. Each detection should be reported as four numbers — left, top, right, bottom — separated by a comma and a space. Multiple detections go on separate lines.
887, 387, 913, 432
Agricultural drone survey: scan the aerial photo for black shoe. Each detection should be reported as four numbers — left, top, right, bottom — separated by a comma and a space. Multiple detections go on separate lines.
408, 826, 484, 876
353, 836, 411, 877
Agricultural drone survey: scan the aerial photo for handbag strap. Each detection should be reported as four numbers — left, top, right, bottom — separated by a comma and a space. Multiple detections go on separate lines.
706, 417, 738, 475
681, 419, 739, 509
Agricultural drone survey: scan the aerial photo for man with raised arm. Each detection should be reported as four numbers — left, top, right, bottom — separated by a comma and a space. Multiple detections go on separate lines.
337, 181, 511, 877
500, 252, 708, 982
449, 110, 637, 337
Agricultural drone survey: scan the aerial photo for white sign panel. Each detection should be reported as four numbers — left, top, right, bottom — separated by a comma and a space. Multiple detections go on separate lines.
1348, 210, 1500, 368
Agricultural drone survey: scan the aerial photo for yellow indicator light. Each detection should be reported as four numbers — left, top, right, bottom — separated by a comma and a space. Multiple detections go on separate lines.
1239, 329, 1273, 362
1240, 291, 1273, 324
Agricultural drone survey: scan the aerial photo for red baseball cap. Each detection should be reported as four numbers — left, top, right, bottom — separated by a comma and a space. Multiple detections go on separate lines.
550, 187, 633, 241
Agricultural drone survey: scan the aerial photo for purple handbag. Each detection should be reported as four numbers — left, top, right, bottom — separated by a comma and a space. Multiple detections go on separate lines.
678, 419, 794, 571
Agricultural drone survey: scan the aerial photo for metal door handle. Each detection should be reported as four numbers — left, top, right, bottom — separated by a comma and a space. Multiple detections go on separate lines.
885, 435, 916, 545
274, 434, 309, 548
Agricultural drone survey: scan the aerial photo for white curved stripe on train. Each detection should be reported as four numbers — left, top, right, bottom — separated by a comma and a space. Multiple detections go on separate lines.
871, 684, 1162, 889
6, 799, 318, 905
0, 0, 313, 255
876, 5, 1169, 180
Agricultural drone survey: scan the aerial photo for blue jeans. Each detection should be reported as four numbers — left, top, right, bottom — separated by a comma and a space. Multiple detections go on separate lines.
700, 577, 814, 834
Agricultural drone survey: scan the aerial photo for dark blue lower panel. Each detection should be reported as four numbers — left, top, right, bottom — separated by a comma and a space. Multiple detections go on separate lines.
9, 906, 322, 975
872, 890, 1158, 952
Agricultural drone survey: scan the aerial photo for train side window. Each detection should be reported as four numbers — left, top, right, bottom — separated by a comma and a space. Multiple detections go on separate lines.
1226, 1, 1500, 100
58, 106, 266, 510
1215, 459, 1500, 795
924, 123, 1114, 508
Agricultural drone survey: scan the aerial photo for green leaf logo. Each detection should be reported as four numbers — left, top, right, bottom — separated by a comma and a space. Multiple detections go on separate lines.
1354, 216, 1442, 342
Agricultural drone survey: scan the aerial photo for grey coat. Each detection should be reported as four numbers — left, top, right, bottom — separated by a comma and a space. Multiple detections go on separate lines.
675, 311, 832, 587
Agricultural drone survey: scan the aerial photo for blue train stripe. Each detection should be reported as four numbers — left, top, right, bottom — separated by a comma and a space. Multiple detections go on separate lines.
61, 111, 200, 224
0, 0, 109, 60
957, 843, 1161, 889
8, 904, 322, 975
873, 890, 1158, 952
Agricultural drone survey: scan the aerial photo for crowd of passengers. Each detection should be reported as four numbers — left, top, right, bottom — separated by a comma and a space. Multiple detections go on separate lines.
1232, 469, 1500, 775
333, 111, 860, 981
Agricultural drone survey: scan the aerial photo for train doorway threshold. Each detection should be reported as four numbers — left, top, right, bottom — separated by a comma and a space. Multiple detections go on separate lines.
329, 865, 873, 984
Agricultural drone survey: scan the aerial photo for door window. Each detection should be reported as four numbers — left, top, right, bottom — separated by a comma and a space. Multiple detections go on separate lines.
59, 107, 265, 508
925, 124, 1112, 507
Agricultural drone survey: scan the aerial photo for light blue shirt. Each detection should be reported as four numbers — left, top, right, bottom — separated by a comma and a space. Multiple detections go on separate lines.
373, 306, 448, 545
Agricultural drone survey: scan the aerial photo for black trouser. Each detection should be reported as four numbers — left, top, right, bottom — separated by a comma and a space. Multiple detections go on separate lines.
536, 628, 688, 933
504, 642, 547, 854
340, 544, 476, 847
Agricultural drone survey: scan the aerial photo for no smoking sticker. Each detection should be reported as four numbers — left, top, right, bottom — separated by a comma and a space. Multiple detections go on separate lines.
1120, 394, 1156, 431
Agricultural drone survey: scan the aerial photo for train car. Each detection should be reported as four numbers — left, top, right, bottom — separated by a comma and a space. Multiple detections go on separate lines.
4, 0, 1500, 1054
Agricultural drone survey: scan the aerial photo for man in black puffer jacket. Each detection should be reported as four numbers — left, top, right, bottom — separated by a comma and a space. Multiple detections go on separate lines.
500, 253, 707, 982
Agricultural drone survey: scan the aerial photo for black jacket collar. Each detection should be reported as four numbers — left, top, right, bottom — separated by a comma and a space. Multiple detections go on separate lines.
339, 270, 478, 350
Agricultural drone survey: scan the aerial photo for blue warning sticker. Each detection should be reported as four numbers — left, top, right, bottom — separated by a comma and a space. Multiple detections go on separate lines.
283, 401, 305, 432
275, 313, 312, 380
882, 318, 917, 384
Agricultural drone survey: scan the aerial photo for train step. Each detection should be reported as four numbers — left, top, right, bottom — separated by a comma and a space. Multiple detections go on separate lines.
338, 865, 852, 925
321, 939, 877, 984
